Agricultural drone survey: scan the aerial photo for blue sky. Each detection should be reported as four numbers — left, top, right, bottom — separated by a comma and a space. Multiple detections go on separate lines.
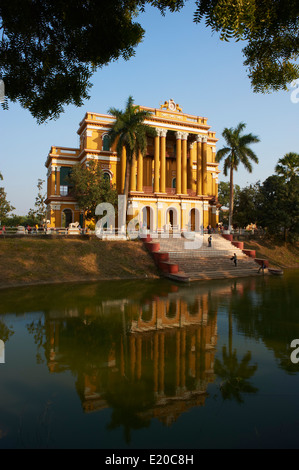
1, 2, 298, 215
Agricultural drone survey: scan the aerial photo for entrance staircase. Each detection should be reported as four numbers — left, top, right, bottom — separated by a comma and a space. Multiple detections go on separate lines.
145, 233, 261, 282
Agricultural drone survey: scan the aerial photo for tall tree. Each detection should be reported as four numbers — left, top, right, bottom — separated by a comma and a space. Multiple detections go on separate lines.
107, 96, 156, 229
68, 160, 118, 222
1, 1, 298, 123
0, 171, 15, 223
193, 0, 299, 93
0, 0, 183, 122
216, 123, 259, 230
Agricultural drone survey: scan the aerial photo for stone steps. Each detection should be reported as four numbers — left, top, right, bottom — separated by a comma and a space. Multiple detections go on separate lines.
148, 233, 261, 282
170, 257, 259, 280
157, 234, 246, 258
168, 250, 247, 258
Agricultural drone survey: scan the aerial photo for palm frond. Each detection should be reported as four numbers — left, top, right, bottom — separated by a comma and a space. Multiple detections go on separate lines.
239, 133, 260, 147
216, 147, 231, 162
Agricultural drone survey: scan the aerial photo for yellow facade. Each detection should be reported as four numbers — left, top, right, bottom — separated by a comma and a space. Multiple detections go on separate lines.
45, 99, 220, 230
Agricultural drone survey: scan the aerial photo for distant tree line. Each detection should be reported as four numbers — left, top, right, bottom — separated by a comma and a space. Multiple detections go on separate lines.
218, 152, 299, 242
1, 178, 46, 228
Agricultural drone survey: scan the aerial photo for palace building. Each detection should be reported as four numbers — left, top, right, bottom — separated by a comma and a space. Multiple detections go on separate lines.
45, 99, 220, 231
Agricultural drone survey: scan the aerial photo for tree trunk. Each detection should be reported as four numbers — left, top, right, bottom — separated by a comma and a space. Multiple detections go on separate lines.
229, 165, 234, 231
284, 227, 287, 242
121, 155, 131, 230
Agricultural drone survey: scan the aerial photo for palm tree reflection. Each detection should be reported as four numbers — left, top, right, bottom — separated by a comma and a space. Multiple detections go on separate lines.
215, 346, 258, 403
215, 284, 258, 403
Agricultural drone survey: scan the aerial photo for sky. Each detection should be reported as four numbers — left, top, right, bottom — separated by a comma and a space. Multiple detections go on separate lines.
1, 2, 298, 216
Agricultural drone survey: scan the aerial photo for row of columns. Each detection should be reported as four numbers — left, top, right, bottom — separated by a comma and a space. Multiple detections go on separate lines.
121, 130, 208, 195
176, 132, 208, 196
125, 326, 215, 396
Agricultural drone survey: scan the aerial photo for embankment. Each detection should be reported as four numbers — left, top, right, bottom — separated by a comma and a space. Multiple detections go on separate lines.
238, 238, 299, 269
0, 237, 160, 289
0, 235, 298, 290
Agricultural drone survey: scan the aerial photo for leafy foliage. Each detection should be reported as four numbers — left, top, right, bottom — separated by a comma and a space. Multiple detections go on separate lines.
0, 1, 186, 122
68, 160, 118, 221
218, 181, 241, 208
275, 152, 299, 181
258, 174, 299, 241
256, 153, 299, 241
1, 0, 297, 122
218, 181, 241, 225
108, 96, 156, 173
0, 171, 15, 222
193, 0, 299, 92
0, 1, 145, 122
217, 152, 299, 240
233, 183, 261, 228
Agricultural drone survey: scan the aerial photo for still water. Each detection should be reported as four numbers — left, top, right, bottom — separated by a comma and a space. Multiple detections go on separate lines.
0, 270, 299, 449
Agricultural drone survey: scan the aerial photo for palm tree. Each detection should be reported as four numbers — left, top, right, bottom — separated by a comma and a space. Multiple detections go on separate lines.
275, 152, 299, 181
216, 122, 260, 230
107, 96, 156, 230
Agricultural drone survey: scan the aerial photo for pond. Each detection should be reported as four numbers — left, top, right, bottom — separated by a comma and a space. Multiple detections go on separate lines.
0, 270, 299, 449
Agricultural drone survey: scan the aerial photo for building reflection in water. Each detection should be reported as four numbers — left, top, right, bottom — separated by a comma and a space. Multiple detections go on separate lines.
45, 284, 219, 428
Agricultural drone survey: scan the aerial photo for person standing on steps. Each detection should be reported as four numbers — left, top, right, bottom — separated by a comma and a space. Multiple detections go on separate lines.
208, 235, 212, 247
231, 253, 237, 266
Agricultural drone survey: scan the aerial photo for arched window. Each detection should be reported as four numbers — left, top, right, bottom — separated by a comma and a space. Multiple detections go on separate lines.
172, 177, 176, 189
102, 134, 110, 151
103, 171, 111, 182
62, 209, 73, 228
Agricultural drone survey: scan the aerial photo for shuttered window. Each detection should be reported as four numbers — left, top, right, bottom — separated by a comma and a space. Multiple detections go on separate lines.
60, 167, 72, 186
102, 135, 110, 151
